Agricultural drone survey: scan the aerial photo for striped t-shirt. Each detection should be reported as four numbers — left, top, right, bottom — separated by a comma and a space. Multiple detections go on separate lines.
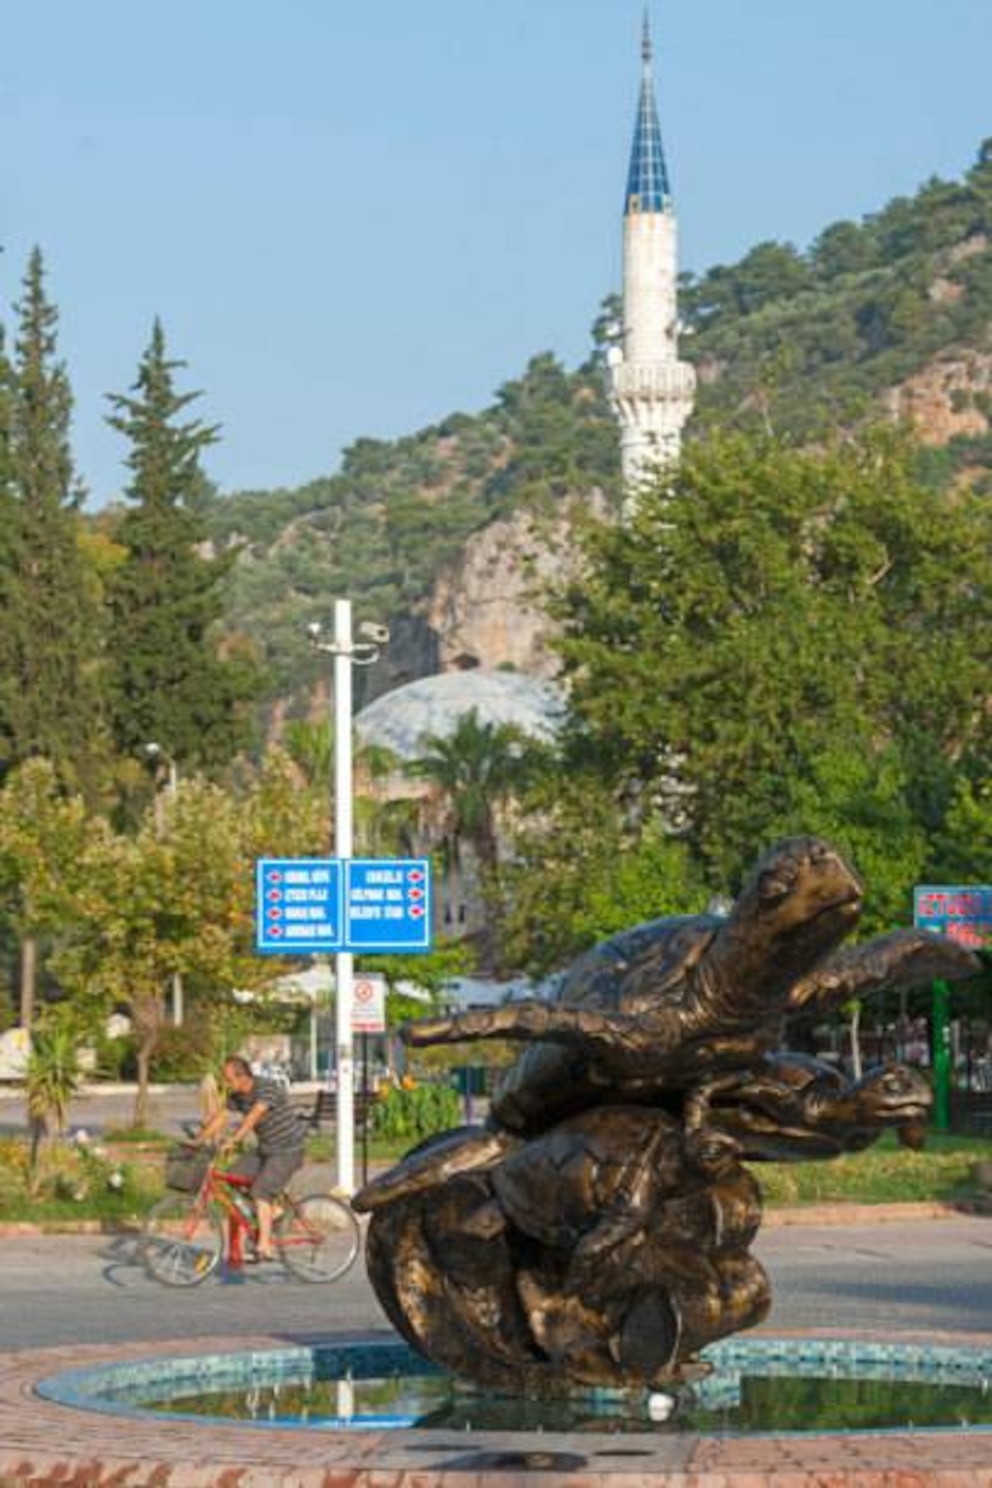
227, 1077, 304, 1155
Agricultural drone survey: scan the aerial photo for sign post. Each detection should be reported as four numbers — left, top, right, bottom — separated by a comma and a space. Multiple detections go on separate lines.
352, 972, 387, 1188
932, 981, 952, 1133
914, 885, 992, 1135
332, 599, 356, 1196
255, 854, 432, 1195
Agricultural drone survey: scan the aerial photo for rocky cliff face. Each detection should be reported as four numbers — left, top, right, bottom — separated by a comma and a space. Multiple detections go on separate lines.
423, 493, 611, 681
883, 347, 992, 446
361, 494, 614, 701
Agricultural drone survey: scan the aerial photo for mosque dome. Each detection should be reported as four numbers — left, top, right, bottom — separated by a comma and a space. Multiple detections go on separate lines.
354, 669, 565, 762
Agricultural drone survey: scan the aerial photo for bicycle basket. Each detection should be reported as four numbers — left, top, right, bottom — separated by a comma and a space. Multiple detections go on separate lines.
165, 1145, 210, 1192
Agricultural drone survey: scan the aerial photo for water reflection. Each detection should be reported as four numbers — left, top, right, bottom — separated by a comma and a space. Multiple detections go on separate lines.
120, 1345, 992, 1435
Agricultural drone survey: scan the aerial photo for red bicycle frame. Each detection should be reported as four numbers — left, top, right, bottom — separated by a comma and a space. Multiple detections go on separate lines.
196, 1164, 257, 1269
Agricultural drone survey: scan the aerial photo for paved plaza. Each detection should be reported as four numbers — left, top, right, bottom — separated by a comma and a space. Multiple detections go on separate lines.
0, 1215, 991, 1483
1, 1214, 991, 1350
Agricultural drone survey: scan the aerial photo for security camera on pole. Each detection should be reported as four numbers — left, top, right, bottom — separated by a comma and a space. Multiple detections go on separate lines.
306, 602, 386, 1195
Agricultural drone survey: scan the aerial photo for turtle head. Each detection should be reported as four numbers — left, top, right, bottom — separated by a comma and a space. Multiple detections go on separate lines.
710, 838, 864, 1011
742, 836, 862, 949
849, 1063, 933, 1128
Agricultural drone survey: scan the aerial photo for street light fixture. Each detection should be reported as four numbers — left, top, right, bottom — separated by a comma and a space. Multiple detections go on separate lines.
307, 600, 388, 1195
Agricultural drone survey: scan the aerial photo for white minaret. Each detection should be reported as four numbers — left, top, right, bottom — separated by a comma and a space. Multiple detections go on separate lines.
607, 15, 695, 509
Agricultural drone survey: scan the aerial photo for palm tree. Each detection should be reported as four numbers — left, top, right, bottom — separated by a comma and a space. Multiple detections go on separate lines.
283, 719, 413, 853
282, 719, 333, 789
409, 710, 543, 971
409, 708, 533, 877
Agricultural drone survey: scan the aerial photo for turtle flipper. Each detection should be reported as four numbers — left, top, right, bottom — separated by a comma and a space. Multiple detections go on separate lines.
401, 1001, 596, 1047
402, 1000, 674, 1054
788, 928, 981, 1018
352, 1127, 518, 1213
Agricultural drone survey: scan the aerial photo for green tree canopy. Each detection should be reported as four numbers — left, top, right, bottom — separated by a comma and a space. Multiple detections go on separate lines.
527, 427, 992, 944
105, 320, 260, 772
0, 250, 105, 789
0, 759, 91, 1026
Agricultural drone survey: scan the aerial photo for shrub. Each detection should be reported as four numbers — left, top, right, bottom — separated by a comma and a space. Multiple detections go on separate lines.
371, 1082, 461, 1143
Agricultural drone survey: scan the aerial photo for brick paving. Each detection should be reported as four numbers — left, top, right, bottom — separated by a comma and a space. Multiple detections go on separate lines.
2, 1329, 992, 1486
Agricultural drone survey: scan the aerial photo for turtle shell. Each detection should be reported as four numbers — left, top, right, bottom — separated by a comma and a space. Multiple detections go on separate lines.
747, 1053, 848, 1097
490, 1106, 690, 1250
491, 915, 725, 1133
556, 915, 724, 1015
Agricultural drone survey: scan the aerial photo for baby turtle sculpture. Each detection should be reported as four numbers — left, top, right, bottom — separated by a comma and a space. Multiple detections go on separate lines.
683, 1054, 934, 1162
356, 836, 980, 1393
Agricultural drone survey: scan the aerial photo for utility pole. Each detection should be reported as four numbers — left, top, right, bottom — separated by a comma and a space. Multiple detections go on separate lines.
308, 602, 387, 1195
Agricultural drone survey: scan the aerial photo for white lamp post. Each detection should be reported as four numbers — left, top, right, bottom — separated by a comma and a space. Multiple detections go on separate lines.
145, 742, 184, 1027
307, 601, 387, 1194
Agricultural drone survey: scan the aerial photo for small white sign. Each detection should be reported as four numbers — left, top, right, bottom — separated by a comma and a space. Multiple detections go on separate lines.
0, 1027, 30, 1081
351, 973, 387, 1033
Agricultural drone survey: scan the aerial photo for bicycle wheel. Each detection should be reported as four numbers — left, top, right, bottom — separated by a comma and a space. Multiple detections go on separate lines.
276, 1192, 360, 1283
142, 1193, 225, 1286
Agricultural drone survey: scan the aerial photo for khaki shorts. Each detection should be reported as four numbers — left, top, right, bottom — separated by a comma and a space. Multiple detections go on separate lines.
228, 1149, 304, 1201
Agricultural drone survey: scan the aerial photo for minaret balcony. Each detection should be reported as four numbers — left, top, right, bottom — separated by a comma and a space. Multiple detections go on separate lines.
608, 359, 697, 402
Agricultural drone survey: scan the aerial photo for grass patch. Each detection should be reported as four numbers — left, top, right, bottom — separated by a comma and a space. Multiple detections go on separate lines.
0, 1187, 157, 1227
4, 1128, 992, 1223
101, 1125, 174, 1148
755, 1131, 992, 1207
305, 1131, 430, 1165
0, 1133, 162, 1226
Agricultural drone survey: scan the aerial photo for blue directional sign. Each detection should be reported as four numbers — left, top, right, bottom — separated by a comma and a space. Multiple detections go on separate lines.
256, 859, 342, 954
255, 857, 432, 954
345, 858, 432, 952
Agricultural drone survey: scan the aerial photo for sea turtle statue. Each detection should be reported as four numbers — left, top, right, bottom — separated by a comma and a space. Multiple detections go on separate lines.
354, 1055, 931, 1214
682, 1054, 933, 1162
403, 836, 978, 1134
358, 835, 981, 1393
361, 1105, 768, 1391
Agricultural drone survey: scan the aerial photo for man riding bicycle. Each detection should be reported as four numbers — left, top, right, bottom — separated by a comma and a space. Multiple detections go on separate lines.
194, 1055, 305, 1261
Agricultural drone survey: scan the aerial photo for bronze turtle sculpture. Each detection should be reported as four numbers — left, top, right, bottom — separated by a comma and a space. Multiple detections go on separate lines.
360, 1104, 768, 1391
352, 1053, 931, 1216
682, 1054, 933, 1162
361, 835, 981, 1395
403, 836, 979, 1134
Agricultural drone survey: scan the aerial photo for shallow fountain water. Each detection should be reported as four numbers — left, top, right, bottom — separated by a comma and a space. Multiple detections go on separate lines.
37, 1337, 992, 1437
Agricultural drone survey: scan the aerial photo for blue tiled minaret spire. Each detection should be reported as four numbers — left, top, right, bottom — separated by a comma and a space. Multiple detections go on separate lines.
607, 12, 695, 508
625, 14, 671, 214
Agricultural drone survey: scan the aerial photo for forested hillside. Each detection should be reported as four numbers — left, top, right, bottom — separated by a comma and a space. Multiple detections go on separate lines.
204, 142, 992, 708
682, 140, 992, 467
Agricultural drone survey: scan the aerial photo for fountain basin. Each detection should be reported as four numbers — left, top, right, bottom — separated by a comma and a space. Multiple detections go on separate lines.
37, 1335, 992, 1437
5, 1330, 992, 1485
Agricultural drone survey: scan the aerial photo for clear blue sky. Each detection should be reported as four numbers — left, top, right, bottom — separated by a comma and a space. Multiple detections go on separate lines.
2, 0, 989, 506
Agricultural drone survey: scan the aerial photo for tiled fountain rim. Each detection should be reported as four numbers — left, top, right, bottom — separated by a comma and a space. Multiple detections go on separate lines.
4, 1329, 992, 1485
35, 1334, 992, 1440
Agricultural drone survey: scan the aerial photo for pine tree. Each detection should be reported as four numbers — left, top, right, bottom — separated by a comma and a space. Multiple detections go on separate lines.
106, 320, 258, 770
0, 249, 105, 1028
0, 248, 104, 782
0, 309, 16, 644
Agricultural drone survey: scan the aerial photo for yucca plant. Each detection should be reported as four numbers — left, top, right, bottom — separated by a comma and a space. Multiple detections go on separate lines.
26, 1021, 81, 1184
